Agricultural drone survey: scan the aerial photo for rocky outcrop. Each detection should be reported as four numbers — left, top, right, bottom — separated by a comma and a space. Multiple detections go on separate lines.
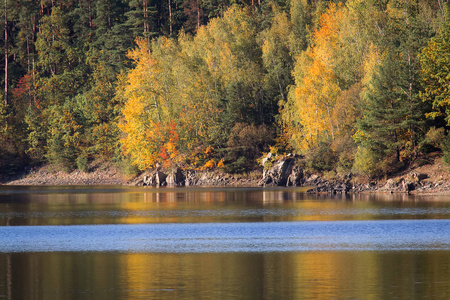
184, 170, 198, 186
166, 168, 185, 186
287, 165, 303, 186
364, 171, 430, 193
142, 170, 168, 186
138, 168, 256, 187
259, 154, 298, 186
302, 174, 353, 194
258, 154, 440, 194
257, 154, 350, 193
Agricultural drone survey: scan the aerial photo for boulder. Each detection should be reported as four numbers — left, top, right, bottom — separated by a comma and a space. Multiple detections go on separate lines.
408, 172, 428, 182
185, 170, 198, 186
286, 165, 303, 186
402, 180, 415, 193
261, 157, 295, 186
166, 168, 185, 186
142, 171, 168, 186
143, 173, 156, 186
384, 178, 399, 190
156, 171, 167, 186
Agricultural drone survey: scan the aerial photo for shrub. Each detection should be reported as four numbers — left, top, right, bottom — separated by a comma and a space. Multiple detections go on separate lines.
331, 136, 356, 175
76, 155, 89, 173
352, 146, 383, 178
223, 123, 274, 172
305, 141, 337, 172
442, 134, 450, 166
117, 156, 141, 179
222, 156, 248, 174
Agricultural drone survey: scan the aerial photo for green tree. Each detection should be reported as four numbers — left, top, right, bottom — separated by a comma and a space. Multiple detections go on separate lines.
125, 0, 157, 42
419, 4, 450, 124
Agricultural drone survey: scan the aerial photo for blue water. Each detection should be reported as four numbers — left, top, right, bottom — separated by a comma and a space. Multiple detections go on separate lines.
1, 186, 450, 300
1, 219, 449, 253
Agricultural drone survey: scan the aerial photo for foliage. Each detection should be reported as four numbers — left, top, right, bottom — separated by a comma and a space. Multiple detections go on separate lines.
352, 146, 385, 178
304, 141, 337, 173
0, 0, 449, 178
223, 122, 274, 172
356, 4, 433, 173
421, 127, 445, 150
442, 133, 450, 166
76, 155, 89, 173
281, 2, 368, 152
419, 4, 450, 124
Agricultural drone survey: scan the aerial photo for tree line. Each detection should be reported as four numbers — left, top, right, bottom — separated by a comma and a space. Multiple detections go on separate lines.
1, 0, 450, 178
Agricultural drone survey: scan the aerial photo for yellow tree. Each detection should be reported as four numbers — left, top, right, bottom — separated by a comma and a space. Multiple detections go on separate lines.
281, 1, 377, 153
282, 4, 344, 150
118, 38, 180, 169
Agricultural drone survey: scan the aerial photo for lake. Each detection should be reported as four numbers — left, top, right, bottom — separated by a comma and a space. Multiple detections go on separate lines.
0, 186, 449, 299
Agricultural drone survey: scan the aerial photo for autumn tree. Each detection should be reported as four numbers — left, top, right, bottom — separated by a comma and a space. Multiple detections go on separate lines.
118, 38, 180, 169
281, 4, 349, 151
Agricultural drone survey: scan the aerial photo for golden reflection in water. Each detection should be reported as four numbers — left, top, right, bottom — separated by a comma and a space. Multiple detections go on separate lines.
119, 251, 450, 300
1, 251, 449, 300
121, 252, 267, 299
1, 187, 450, 226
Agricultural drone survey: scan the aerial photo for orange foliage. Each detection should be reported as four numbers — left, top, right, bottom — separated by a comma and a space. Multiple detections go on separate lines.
201, 159, 216, 170
13, 72, 34, 99
283, 3, 348, 150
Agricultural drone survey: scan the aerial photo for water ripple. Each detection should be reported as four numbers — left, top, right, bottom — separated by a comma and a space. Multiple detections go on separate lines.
0, 219, 449, 253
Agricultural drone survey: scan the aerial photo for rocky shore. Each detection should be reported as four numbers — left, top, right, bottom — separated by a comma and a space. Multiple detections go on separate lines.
257, 152, 450, 195
2, 152, 450, 195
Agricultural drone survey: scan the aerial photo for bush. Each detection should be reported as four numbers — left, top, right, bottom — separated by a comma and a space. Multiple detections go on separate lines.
305, 142, 337, 172
227, 123, 274, 160
442, 134, 450, 166
76, 155, 89, 173
331, 136, 356, 175
223, 123, 274, 173
424, 127, 445, 149
417, 127, 445, 155
46, 137, 77, 172
222, 156, 248, 174
116, 155, 140, 176
352, 146, 385, 178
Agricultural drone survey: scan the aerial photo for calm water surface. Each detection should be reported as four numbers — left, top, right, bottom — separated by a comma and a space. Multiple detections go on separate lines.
0, 186, 449, 299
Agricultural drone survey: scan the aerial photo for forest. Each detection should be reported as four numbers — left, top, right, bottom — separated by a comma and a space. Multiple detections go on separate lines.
1, 0, 450, 179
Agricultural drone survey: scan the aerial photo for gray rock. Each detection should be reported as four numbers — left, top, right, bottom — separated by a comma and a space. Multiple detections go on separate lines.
384, 178, 399, 190
156, 171, 167, 186
409, 172, 428, 182
185, 170, 197, 186
166, 168, 185, 186
402, 180, 415, 192
143, 174, 156, 186
286, 165, 303, 186
261, 157, 295, 186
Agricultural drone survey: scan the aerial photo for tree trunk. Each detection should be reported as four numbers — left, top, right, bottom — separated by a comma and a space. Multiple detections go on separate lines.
4, 0, 8, 105
196, 0, 200, 31
144, 0, 149, 42
169, 0, 172, 36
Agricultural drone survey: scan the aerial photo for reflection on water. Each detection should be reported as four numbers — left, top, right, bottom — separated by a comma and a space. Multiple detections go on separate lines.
0, 186, 449, 299
1, 186, 450, 225
1, 251, 449, 300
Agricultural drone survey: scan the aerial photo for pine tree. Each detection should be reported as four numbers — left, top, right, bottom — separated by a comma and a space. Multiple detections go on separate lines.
419, 4, 450, 124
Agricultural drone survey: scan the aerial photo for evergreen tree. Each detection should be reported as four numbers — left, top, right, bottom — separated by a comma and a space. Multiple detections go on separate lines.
419, 4, 450, 124
357, 51, 411, 166
125, 0, 157, 42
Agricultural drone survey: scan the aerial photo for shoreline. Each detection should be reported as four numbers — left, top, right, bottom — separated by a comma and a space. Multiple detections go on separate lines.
2, 161, 450, 196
